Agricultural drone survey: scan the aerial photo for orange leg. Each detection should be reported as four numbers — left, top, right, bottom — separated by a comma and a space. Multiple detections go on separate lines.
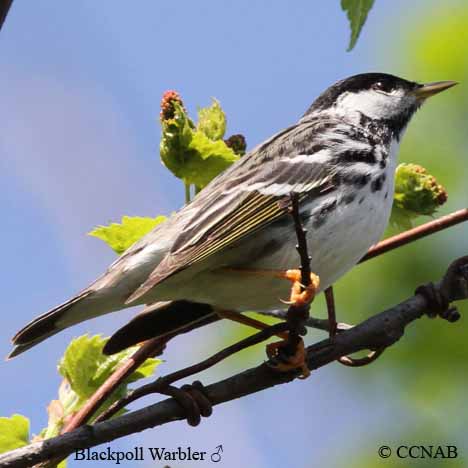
268, 269, 319, 378
220, 268, 320, 379
216, 309, 288, 340
266, 339, 310, 378
221, 267, 320, 306
277, 269, 320, 306
217, 309, 310, 378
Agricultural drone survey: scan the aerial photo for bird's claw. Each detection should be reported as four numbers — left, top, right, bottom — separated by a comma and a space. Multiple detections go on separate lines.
279, 269, 320, 307
266, 338, 311, 379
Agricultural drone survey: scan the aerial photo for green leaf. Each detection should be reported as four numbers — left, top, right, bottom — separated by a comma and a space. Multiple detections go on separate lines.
197, 99, 227, 141
58, 335, 107, 400
160, 102, 238, 189
58, 335, 161, 400
186, 130, 239, 188
89, 216, 167, 255
160, 102, 198, 180
390, 163, 448, 229
341, 0, 375, 51
0, 414, 30, 453
54, 335, 162, 430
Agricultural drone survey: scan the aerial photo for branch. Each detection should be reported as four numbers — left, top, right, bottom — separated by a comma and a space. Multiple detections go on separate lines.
43, 208, 468, 436
361, 208, 468, 262
2, 256, 467, 468
95, 322, 290, 423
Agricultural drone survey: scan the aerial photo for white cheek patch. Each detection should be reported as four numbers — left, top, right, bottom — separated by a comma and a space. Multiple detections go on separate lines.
337, 90, 407, 120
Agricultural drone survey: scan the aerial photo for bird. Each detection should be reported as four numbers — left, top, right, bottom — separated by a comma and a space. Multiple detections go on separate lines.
8, 73, 456, 360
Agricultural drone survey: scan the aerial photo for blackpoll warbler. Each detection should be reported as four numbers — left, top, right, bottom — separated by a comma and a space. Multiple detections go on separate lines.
9, 73, 456, 358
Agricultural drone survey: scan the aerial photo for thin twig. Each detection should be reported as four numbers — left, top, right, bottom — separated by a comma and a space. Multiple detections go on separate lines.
2, 256, 467, 468
324, 285, 385, 367
96, 322, 289, 422
290, 193, 312, 287
324, 286, 337, 338
282, 194, 312, 357
361, 208, 468, 262
215, 309, 288, 339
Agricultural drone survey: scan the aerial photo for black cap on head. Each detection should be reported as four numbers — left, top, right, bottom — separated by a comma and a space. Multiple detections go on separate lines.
306, 73, 418, 113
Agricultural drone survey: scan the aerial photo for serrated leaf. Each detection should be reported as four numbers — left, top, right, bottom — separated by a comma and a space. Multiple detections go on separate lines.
160, 101, 238, 188
89, 216, 167, 255
0, 414, 30, 453
341, 0, 375, 51
185, 130, 239, 188
197, 99, 227, 141
50, 343, 153, 433
58, 335, 106, 400
58, 335, 161, 401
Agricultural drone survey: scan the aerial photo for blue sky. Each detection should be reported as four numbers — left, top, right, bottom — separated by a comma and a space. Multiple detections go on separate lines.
0, 1, 452, 467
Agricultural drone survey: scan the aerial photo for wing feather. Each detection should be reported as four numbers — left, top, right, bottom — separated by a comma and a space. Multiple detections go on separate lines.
125, 117, 340, 304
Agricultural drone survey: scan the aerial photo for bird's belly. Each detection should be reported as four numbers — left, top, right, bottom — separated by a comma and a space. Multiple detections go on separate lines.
304, 192, 389, 288
163, 181, 394, 312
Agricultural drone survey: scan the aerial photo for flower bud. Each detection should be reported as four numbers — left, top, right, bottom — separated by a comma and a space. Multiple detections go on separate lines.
391, 163, 448, 229
394, 163, 448, 215
224, 134, 247, 156
160, 90, 185, 121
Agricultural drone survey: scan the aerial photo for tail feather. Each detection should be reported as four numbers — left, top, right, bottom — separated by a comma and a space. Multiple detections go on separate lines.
103, 300, 216, 355
9, 291, 95, 359
9, 291, 219, 359
7, 335, 56, 360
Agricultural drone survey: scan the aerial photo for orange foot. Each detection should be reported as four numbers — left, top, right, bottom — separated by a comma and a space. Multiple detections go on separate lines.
266, 338, 310, 379
220, 267, 320, 307
277, 270, 320, 307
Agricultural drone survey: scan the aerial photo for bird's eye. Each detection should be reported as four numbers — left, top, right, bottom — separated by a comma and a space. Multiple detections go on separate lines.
372, 81, 385, 91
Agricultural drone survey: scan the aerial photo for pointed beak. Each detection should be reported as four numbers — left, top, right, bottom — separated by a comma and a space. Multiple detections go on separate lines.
412, 81, 458, 101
